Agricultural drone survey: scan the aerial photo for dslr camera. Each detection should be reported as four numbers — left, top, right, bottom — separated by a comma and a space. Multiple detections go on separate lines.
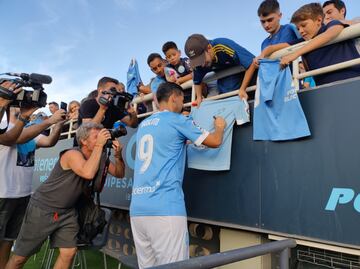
106, 122, 127, 148
0, 72, 51, 108
98, 87, 133, 112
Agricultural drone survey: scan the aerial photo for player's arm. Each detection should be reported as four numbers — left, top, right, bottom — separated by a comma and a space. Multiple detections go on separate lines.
177, 73, 193, 85
202, 117, 226, 148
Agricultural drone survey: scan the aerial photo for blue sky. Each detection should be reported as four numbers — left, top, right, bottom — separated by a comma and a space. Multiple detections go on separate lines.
1, 0, 359, 113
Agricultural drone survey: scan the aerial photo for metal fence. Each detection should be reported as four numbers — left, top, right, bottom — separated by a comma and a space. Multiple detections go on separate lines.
56, 24, 360, 137
149, 239, 296, 269
131, 23, 360, 117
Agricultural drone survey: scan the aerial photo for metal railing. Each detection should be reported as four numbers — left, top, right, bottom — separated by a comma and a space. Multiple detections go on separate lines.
149, 239, 296, 269
131, 23, 360, 118
56, 24, 360, 137
58, 118, 77, 138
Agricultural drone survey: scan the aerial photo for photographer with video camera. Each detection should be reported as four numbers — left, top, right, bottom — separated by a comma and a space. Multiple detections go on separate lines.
5, 122, 125, 269
75, 77, 138, 146
0, 81, 36, 146
0, 72, 52, 146
0, 72, 66, 267
0, 108, 66, 268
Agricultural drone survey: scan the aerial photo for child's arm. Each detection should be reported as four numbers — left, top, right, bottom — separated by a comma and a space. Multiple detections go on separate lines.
138, 83, 152, 94
253, 43, 291, 67
280, 24, 344, 67
194, 84, 203, 106
177, 73, 193, 85
238, 62, 256, 100
339, 19, 360, 25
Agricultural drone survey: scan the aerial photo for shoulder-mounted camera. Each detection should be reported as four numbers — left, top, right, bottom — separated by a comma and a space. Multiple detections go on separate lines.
0, 72, 51, 108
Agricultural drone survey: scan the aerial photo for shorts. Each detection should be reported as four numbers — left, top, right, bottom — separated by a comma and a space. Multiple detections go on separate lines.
0, 196, 30, 241
130, 216, 189, 269
14, 202, 79, 257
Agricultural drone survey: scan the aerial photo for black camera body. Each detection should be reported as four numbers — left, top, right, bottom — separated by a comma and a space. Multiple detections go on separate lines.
0, 73, 51, 108
98, 88, 133, 112
12, 87, 48, 108
106, 122, 127, 148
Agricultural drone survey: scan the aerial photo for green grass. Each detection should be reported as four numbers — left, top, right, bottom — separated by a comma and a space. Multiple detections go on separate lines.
22, 241, 129, 269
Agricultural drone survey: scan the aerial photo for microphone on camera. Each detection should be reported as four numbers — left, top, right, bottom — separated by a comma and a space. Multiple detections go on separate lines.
5, 73, 52, 84
29, 73, 52, 84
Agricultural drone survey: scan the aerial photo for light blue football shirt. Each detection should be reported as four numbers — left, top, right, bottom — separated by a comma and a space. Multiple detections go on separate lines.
253, 59, 311, 140
126, 59, 142, 96
187, 96, 250, 171
130, 111, 209, 217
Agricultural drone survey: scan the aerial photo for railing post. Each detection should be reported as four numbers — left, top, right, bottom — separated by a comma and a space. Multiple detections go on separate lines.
191, 84, 196, 103
279, 247, 290, 269
292, 58, 300, 92
68, 120, 73, 139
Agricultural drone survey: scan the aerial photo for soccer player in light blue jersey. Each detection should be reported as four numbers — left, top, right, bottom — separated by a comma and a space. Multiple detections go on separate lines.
130, 82, 226, 268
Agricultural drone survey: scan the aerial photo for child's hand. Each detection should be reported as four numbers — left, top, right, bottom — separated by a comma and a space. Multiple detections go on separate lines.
253, 56, 262, 68
238, 88, 248, 101
280, 54, 297, 69
175, 77, 184, 85
168, 76, 176, 83
194, 97, 203, 107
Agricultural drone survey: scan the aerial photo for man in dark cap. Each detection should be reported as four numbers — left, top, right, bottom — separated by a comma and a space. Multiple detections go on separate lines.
185, 34, 257, 106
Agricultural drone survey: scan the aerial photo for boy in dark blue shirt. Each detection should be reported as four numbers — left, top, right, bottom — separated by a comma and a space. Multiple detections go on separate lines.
258, 0, 299, 50
259, 3, 360, 86
162, 41, 192, 85
185, 34, 257, 106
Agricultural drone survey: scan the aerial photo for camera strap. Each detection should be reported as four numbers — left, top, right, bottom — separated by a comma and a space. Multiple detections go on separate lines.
90, 148, 111, 206
99, 149, 111, 193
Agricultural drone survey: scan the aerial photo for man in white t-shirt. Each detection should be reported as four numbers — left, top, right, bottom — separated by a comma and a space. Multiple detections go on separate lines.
0, 81, 35, 146
0, 108, 65, 268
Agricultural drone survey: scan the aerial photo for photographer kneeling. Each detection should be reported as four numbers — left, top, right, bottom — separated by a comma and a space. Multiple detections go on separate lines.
75, 77, 138, 147
5, 122, 125, 269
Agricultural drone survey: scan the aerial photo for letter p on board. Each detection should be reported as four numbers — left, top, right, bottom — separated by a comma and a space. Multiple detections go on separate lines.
325, 188, 355, 211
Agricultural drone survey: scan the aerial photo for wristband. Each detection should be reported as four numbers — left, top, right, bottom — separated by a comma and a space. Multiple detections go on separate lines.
18, 115, 29, 125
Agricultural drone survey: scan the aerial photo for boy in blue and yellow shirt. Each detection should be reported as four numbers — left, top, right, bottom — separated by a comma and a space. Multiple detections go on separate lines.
185, 34, 257, 106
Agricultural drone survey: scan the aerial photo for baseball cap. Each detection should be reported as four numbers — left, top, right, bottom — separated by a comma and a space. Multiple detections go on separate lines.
185, 34, 209, 68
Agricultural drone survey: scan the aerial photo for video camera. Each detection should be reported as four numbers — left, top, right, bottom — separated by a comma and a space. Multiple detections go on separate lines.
0, 72, 51, 108
98, 87, 133, 112
106, 122, 127, 148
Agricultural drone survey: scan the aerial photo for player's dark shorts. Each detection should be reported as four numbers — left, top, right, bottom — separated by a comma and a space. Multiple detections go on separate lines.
14, 202, 78, 257
0, 196, 30, 241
